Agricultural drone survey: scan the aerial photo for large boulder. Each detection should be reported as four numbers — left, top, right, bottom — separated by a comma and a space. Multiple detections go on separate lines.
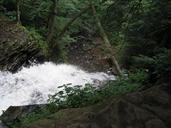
1, 84, 171, 128
1, 105, 47, 124
0, 17, 45, 72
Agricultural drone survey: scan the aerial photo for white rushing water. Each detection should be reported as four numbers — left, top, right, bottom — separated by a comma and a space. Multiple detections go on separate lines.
0, 62, 114, 115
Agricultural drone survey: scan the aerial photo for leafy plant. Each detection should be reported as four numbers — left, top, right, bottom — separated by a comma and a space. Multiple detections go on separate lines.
26, 27, 49, 57
48, 70, 148, 109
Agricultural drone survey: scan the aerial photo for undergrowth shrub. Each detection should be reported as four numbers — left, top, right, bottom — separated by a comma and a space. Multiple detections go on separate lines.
27, 27, 49, 57
130, 48, 171, 80
57, 34, 77, 62
48, 70, 148, 109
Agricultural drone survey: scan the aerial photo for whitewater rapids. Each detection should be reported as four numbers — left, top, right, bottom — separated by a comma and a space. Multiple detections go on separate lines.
0, 62, 114, 115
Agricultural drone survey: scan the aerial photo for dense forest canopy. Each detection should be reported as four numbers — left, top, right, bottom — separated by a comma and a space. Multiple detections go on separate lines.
2, 0, 170, 77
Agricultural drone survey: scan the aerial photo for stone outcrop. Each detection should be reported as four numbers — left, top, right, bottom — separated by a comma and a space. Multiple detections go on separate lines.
1, 84, 170, 128
0, 17, 45, 72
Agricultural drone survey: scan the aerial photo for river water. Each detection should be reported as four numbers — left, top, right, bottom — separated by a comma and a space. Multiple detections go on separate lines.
0, 62, 114, 115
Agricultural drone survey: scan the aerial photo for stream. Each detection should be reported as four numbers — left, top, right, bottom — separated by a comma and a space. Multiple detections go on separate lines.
0, 62, 115, 115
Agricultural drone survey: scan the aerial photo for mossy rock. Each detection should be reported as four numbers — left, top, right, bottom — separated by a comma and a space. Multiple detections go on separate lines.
2, 84, 170, 128
27, 85, 171, 128
0, 16, 45, 72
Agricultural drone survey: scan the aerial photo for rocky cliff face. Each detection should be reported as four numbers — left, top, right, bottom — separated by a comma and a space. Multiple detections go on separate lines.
0, 17, 45, 72
1, 84, 170, 128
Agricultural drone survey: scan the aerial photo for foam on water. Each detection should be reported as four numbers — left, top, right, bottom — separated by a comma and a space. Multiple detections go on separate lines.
0, 62, 114, 115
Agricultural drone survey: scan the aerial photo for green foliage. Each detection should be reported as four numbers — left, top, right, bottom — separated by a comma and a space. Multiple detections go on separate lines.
1, 0, 110, 62
3, 11, 16, 21
48, 84, 96, 109
8, 107, 52, 128
20, 0, 52, 24
1, 0, 52, 24
153, 49, 171, 74
27, 27, 49, 56
48, 70, 148, 109
103, 0, 171, 82
58, 34, 76, 62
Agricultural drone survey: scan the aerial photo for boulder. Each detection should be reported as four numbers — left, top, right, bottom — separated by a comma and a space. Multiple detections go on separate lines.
1, 105, 47, 124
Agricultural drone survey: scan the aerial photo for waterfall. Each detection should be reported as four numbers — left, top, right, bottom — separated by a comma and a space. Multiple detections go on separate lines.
0, 62, 115, 115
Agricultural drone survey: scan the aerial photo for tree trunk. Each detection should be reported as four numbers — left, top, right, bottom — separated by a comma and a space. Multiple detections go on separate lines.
47, 0, 59, 43
91, 4, 122, 76
16, 0, 21, 24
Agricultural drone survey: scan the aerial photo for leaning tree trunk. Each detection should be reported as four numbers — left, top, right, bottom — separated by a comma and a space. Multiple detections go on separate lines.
49, 6, 90, 61
91, 4, 122, 76
57, 6, 90, 39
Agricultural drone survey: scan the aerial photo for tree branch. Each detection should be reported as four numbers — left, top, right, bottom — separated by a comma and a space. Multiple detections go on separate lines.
57, 6, 90, 39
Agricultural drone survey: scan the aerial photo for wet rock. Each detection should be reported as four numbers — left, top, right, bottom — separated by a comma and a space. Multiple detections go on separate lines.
1, 105, 47, 124
0, 18, 45, 72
